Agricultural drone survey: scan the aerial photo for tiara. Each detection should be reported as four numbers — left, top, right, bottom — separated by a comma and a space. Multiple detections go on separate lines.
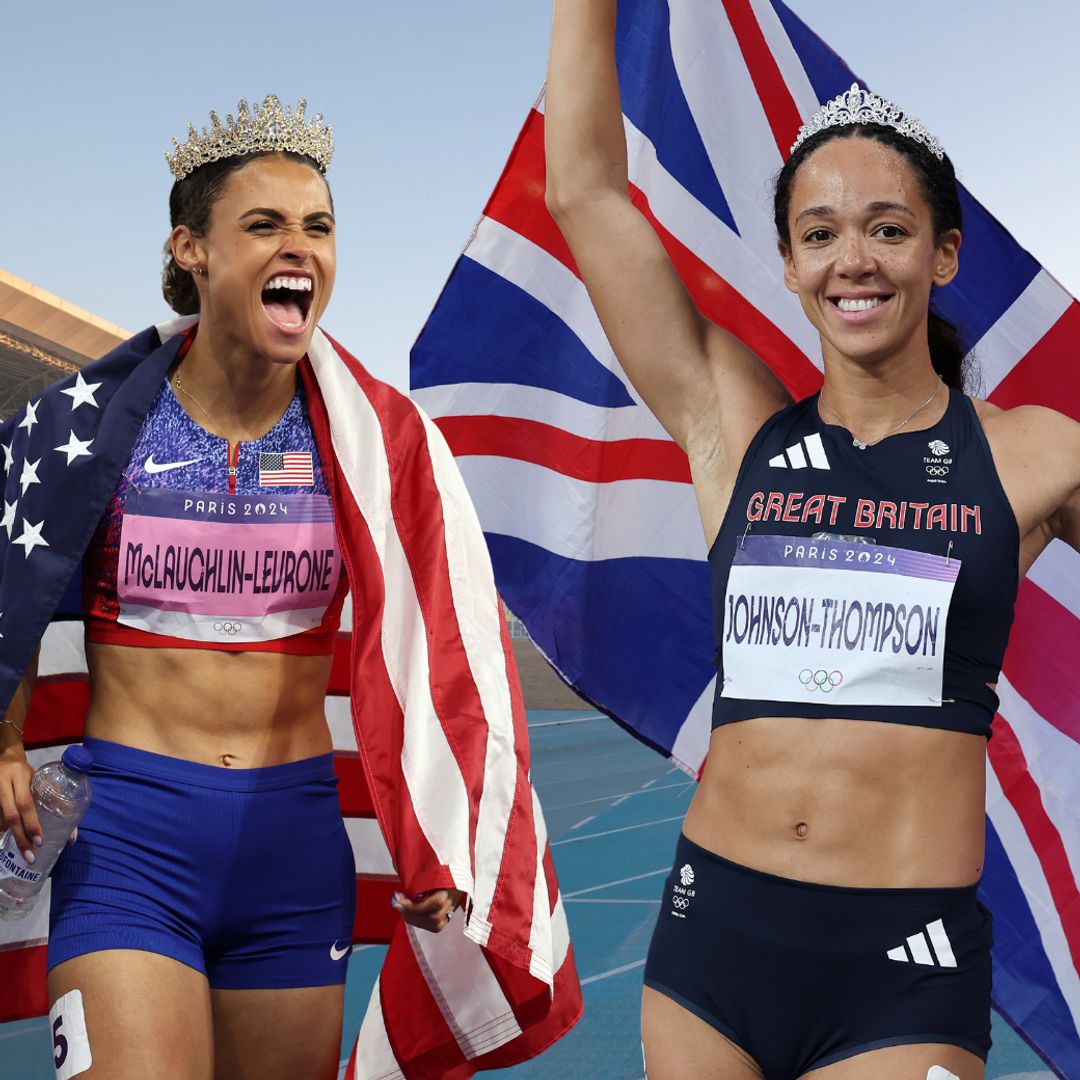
790, 83, 944, 161
165, 94, 334, 181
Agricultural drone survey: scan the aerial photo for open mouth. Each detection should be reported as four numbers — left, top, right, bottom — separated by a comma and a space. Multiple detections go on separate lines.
261, 275, 314, 333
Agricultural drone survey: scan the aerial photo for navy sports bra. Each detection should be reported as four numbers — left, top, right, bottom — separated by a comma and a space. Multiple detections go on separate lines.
710, 390, 1018, 738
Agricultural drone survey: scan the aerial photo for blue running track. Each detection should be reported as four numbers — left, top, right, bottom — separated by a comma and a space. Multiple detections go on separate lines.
0, 711, 1056, 1078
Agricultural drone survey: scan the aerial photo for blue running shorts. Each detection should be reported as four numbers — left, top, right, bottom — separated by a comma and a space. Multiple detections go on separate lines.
644, 833, 992, 1079
48, 738, 356, 989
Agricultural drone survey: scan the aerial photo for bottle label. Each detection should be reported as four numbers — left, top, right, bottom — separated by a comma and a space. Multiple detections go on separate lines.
0, 833, 43, 884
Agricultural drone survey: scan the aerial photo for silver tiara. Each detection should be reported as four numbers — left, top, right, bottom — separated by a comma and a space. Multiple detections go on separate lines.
791, 83, 944, 161
166, 94, 334, 181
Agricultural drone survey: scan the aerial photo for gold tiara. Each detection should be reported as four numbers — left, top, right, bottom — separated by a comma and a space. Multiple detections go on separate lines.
165, 94, 334, 182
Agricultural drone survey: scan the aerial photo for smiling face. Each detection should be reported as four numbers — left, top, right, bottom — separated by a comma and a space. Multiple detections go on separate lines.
170, 153, 336, 365
779, 136, 960, 372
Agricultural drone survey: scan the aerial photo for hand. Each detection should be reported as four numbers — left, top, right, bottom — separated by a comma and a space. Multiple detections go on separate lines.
0, 748, 41, 864
392, 888, 464, 934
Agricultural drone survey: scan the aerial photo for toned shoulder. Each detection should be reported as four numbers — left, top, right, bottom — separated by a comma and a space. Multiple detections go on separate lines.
972, 398, 1080, 448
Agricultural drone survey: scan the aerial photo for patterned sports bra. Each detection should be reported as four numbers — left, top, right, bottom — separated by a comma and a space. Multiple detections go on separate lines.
83, 363, 347, 655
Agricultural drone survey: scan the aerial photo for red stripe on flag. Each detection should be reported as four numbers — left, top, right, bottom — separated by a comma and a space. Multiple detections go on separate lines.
483, 110, 579, 277
486, 610, 543, 966
335, 752, 377, 815
301, 359, 452, 894
349, 357, 489, 869
379, 930, 472, 1078
353, 877, 400, 944
0, 944, 48, 1022
467, 947, 583, 1072
988, 301, 1080, 422
988, 714, 1080, 974
434, 415, 692, 484
483, 110, 822, 400
327, 633, 352, 695
1001, 579, 1080, 743
722, 0, 805, 158
334, 337, 547, 965
25, 676, 89, 748
627, 183, 822, 399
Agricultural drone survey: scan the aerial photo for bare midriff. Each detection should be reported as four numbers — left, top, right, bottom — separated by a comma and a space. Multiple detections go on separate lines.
683, 716, 986, 889
84, 641, 334, 768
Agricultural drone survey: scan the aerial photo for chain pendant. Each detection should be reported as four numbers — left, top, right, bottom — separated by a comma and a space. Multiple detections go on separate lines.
853, 437, 868, 450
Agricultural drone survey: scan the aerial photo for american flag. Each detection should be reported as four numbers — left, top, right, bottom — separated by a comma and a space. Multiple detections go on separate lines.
410, 0, 1080, 1074
259, 450, 314, 486
0, 318, 582, 1077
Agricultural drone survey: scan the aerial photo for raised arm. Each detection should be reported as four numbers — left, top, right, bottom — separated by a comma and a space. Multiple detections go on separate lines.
545, 0, 789, 506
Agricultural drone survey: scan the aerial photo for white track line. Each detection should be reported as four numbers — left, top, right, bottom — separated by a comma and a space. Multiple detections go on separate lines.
527, 714, 605, 729
546, 781, 689, 813
564, 868, 670, 898
565, 898, 661, 905
580, 959, 648, 986
551, 816, 685, 846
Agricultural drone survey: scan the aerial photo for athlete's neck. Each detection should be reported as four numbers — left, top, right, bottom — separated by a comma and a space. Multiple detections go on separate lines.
175, 330, 298, 444
818, 339, 948, 444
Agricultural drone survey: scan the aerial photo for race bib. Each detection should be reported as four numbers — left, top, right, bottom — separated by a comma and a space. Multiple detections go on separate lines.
117, 488, 341, 644
721, 535, 959, 708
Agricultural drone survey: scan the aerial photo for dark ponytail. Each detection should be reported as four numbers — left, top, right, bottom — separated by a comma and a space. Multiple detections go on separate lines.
773, 123, 968, 390
161, 150, 330, 316
927, 308, 966, 391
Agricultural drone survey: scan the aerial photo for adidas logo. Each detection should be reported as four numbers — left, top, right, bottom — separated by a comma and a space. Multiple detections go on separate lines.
886, 918, 956, 968
768, 433, 830, 470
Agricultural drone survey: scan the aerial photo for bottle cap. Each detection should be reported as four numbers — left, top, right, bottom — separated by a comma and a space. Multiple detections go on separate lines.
61, 745, 94, 774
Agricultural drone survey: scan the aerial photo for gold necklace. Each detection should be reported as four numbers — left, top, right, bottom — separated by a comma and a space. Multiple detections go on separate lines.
172, 366, 225, 438
818, 380, 944, 450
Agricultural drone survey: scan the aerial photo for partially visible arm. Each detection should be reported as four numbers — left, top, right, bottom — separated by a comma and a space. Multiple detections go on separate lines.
0, 651, 41, 861
545, 0, 789, 532
979, 403, 1080, 575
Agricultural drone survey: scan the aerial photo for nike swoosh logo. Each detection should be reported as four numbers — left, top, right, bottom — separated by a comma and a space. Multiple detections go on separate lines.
330, 942, 351, 961
144, 453, 202, 474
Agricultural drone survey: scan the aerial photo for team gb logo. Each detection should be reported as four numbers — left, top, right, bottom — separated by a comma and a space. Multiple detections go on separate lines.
679, 864, 695, 887
928, 440, 950, 456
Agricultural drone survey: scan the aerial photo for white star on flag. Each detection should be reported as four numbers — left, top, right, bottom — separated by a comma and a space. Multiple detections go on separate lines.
17, 400, 38, 436
12, 518, 48, 558
54, 431, 94, 465
19, 458, 41, 496
60, 372, 103, 411
2, 443, 11, 476
1, 500, 15, 538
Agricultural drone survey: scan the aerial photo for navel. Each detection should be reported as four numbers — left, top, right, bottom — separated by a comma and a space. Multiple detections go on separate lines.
794, 822, 809, 840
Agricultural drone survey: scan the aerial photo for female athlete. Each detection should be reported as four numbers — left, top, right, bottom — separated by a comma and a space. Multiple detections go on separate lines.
0, 96, 459, 1080
545, 4, 1080, 1079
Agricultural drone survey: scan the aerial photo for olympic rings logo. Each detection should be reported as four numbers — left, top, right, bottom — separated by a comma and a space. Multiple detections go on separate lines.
799, 669, 843, 693
925, 465, 949, 477
213, 621, 243, 636
672, 896, 690, 910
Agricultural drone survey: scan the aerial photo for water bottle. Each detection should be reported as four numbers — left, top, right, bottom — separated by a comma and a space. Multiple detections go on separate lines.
0, 746, 93, 920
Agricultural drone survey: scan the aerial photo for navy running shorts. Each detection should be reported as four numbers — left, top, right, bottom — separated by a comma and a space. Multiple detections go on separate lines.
48, 738, 356, 989
644, 833, 992, 1079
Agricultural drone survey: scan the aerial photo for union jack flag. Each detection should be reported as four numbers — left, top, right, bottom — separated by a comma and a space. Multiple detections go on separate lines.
411, 1, 1080, 1074
0, 319, 582, 1077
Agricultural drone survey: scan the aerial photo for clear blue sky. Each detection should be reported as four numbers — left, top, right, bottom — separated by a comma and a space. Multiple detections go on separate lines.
2, 2, 1077, 389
